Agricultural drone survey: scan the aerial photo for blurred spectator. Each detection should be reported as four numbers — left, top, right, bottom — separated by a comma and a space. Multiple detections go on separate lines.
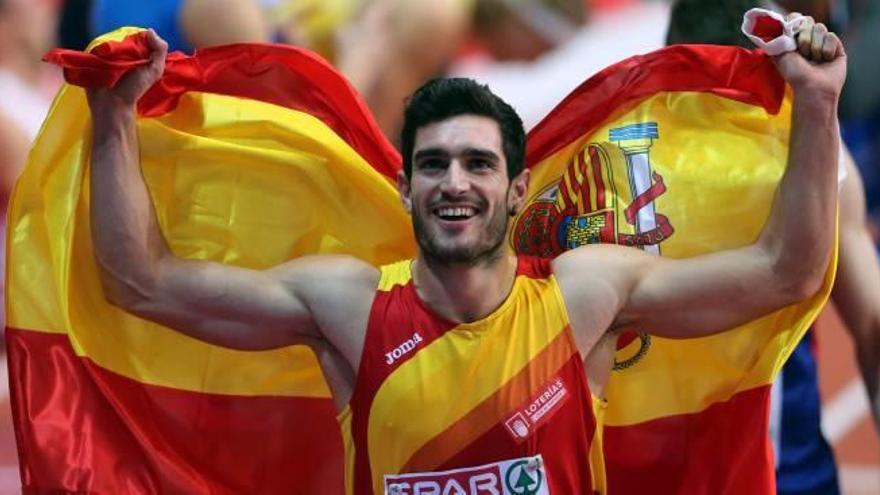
88, 0, 591, 144
668, 2, 880, 495
272, 0, 587, 143
263, 0, 360, 61
452, 0, 669, 129
665, 0, 754, 46
769, 0, 880, 233
334, 0, 472, 142
90, 0, 270, 52
834, 1, 880, 234
59, 0, 92, 50
472, 0, 586, 62
0, 0, 61, 331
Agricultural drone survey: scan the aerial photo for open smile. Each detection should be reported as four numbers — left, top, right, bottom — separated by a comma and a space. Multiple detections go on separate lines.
433, 205, 479, 221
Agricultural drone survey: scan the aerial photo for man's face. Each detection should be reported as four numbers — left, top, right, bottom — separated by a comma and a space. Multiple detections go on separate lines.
399, 114, 527, 265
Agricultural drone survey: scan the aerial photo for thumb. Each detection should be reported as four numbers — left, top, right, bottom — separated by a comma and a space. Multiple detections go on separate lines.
772, 50, 806, 78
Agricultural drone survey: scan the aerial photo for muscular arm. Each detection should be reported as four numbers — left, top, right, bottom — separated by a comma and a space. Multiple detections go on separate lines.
557, 23, 846, 342
86, 32, 374, 361
832, 149, 880, 430
619, 92, 839, 337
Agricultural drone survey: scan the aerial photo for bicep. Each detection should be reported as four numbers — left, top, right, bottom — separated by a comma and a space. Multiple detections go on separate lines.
127, 257, 318, 350
557, 243, 801, 341
617, 245, 789, 337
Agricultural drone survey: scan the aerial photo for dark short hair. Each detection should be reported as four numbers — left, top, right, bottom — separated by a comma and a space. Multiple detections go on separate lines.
400, 78, 526, 180
666, 0, 762, 48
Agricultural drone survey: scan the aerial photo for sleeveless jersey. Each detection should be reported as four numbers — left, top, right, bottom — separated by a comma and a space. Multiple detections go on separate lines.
339, 256, 598, 494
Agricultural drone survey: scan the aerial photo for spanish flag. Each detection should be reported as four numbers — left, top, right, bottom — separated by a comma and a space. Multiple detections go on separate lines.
9, 28, 413, 493
516, 46, 835, 493
9, 29, 832, 493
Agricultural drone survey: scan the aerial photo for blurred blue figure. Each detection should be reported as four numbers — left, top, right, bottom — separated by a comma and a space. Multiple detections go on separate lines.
90, 0, 269, 53
772, 332, 840, 494
832, 0, 880, 232
92, 0, 192, 52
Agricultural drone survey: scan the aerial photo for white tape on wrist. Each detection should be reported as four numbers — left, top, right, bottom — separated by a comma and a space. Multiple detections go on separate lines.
741, 8, 807, 56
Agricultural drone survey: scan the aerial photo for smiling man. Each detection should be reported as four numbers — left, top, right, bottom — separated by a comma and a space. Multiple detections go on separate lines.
86, 24, 846, 493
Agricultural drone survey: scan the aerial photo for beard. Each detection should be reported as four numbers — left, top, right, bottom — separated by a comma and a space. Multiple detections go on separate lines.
412, 201, 509, 267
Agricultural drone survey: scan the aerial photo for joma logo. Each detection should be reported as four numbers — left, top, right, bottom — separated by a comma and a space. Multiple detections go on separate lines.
385, 332, 424, 365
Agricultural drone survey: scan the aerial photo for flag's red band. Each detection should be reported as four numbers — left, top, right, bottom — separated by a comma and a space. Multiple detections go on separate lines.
6, 326, 344, 494
43, 31, 401, 180
526, 45, 786, 167
604, 385, 775, 494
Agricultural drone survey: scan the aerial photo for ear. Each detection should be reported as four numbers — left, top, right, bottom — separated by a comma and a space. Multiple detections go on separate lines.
397, 169, 413, 213
507, 168, 531, 217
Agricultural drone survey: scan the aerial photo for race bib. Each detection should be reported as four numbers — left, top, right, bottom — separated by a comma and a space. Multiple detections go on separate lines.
384, 455, 549, 495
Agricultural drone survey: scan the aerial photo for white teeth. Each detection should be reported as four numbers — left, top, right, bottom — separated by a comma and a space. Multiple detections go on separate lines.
436, 207, 476, 218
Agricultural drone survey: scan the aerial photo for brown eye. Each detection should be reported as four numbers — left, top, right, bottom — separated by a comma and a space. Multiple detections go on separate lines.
470, 159, 491, 171
419, 159, 445, 171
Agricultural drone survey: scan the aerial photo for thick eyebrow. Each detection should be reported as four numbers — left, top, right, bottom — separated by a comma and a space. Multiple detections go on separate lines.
413, 147, 501, 163
413, 148, 450, 162
461, 148, 502, 162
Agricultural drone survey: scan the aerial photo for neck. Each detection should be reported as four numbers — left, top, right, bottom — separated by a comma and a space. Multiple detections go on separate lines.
413, 250, 518, 323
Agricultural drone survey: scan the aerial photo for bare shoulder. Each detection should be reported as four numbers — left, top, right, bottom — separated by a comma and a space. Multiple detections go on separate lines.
551, 245, 649, 354
270, 254, 380, 301
552, 244, 648, 281
552, 244, 638, 305
270, 255, 380, 363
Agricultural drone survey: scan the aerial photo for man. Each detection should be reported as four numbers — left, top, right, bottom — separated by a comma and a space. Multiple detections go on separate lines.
85, 23, 844, 493
667, 2, 880, 493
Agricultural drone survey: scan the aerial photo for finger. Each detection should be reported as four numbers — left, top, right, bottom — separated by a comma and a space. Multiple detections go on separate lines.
771, 51, 800, 80
811, 23, 828, 61
146, 29, 168, 59
820, 29, 835, 61
796, 16, 815, 57
146, 28, 159, 51
144, 30, 167, 76
827, 31, 845, 60
785, 12, 802, 22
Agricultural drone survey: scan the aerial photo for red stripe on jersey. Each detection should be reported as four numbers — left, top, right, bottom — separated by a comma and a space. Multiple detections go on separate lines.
401, 327, 579, 472
434, 356, 595, 493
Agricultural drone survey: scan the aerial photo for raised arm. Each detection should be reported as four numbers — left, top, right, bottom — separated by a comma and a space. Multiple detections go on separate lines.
86, 30, 375, 360
556, 19, 846, 341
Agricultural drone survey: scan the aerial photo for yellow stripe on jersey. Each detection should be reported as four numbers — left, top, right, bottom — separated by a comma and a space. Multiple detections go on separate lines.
377, 260, 413, 292
365, 268, 573, 493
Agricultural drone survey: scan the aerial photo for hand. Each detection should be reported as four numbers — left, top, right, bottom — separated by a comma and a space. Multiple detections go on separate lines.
774, 14, 847, 99
86, 29, 169, 108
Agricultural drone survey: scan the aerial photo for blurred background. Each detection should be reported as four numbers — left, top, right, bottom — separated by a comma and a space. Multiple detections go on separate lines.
1, 0, 878, 493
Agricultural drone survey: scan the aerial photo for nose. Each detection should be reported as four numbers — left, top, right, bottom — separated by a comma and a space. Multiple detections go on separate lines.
439, 160, 470, 195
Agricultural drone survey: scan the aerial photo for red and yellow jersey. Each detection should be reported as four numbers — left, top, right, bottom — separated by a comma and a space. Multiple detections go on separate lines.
339, 256, 597, 494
